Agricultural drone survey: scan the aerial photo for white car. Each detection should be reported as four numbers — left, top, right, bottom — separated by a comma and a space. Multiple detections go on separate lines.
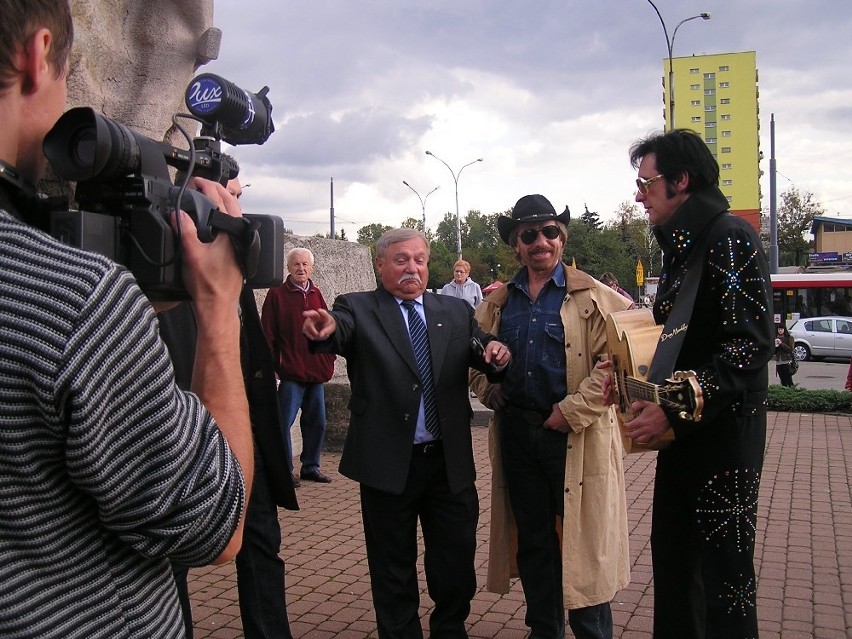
788, 316, 852, 361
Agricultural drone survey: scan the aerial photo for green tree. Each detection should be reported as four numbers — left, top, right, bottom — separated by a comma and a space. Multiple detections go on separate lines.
427, 240, 455, 290
777, 187, 824, 266
357, 223, 392, 247
434, 212, 458, 253
400, 217, 422, 231
606, 201, 660, 281
580, 204, 602, 230
564, 222, 635, 294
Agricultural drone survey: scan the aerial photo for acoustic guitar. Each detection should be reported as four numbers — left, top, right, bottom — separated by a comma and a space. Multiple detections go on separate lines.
605, 309, 703, 453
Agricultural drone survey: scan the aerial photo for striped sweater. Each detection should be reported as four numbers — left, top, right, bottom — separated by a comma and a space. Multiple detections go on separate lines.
0, 209, 245, 638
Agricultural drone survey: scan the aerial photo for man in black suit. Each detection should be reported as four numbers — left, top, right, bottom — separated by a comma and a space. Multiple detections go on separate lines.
303, 228, 510, 639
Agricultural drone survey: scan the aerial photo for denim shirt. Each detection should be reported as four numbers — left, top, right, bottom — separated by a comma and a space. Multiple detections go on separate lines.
499, 264, 567, 411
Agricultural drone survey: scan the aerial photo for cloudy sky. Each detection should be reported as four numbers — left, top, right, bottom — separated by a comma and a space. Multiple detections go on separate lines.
203, 0, 852, 238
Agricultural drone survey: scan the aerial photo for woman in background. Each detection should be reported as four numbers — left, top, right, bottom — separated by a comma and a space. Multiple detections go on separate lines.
774, 324, 795, 387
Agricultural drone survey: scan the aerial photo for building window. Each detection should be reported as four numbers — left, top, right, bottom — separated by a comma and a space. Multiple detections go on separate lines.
690, 67, 700, 74
726, 195, 733, 203
721, 147, 732, 153
706, 121, 717, 128
723, 179, 733, 186
704, 105, 717, 112
691, 100, 701, 106
722, 163, 732, 170
703, 72, 715, 79
691, 116, 702, 123
690, 84, 700, 90
720, 98, 731, 104
719, 81, 730, 88
704, 89, 716, 96
721, 114, 731, 120
719, 65, 730, 71
706, 137, 717, 144
722, 130, 732, 137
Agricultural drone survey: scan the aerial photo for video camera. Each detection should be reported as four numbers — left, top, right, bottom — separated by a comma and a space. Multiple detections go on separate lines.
43, 74, 285, 300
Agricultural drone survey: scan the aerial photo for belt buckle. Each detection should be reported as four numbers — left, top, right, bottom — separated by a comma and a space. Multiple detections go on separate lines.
422, 442, 437, 456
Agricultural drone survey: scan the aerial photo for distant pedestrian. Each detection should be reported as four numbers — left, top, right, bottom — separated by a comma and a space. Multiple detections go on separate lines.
440, 260, 483, 308
774, 324, 796, 387
600, 272, 635, 306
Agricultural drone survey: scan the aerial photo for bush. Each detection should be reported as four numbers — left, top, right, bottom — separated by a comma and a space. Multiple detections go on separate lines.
767, 384, 852, 413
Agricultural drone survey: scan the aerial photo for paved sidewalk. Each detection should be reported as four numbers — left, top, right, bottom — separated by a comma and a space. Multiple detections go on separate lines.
188, 411, 852, 638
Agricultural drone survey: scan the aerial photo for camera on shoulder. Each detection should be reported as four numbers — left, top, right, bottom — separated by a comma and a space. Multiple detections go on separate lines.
43, 74, 285, 300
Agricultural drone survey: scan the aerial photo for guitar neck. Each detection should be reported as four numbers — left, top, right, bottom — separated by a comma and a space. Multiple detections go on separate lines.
622, 376, 659, 404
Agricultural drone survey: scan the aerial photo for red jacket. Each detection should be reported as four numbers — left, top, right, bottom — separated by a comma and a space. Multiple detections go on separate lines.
261, 277, 335, 383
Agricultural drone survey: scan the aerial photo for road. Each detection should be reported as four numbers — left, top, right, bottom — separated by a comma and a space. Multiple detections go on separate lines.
782, 358, 849, 391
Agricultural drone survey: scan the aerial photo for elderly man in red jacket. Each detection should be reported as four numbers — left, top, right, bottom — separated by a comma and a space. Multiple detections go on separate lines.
262, 248, 335, 485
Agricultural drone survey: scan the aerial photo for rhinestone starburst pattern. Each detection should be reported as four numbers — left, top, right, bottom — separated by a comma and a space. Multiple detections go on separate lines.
696, 467, 760, 552
721, 576, 757, 617
707, 235, 768, 326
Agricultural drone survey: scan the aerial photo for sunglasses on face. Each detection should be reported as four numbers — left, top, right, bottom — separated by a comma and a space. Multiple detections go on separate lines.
636, 174, 664, 195
518, 225, 561, 245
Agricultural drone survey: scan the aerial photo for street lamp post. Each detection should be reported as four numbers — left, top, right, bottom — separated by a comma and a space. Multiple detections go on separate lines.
646, 1, 711, 131
402, 180, 439, 234
425, 151, 483, 260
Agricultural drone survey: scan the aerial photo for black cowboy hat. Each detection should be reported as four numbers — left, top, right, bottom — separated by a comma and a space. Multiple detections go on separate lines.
497, 194, 570, 244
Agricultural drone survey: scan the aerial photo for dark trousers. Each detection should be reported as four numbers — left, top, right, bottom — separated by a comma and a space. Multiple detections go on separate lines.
360, 447, 479, 639
500, 417, 613, 639
235, 446, 294, 639
172, 447, 293, 639
652, 434, 762, 639
776, 363, 794, 387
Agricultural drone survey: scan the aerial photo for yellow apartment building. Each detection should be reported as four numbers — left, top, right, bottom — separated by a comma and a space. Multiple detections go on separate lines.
661, 51, 761, 232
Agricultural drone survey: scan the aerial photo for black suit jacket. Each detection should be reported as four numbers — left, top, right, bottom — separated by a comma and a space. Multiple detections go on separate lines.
312, 287, 500, 495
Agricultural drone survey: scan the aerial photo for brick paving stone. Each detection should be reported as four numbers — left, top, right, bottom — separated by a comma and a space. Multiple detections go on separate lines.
185, 411, 852, 638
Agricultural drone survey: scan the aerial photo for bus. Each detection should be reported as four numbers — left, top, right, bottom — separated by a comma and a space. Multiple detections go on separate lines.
770, 272, 852, 324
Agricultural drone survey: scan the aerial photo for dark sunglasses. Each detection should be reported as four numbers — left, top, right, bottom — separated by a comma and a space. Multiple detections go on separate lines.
635, 174, 664, 195
519, 225, 561, 245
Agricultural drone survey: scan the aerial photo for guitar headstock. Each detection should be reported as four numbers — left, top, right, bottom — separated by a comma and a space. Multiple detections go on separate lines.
659, 370, 703, 422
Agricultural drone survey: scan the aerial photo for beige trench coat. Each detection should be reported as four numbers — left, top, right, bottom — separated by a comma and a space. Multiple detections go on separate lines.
470, 264, 631, 609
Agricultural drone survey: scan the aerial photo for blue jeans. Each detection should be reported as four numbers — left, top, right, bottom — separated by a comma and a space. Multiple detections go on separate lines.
567, 602, 613, 639
278, 380, 327, 475
235, 445, 294, 639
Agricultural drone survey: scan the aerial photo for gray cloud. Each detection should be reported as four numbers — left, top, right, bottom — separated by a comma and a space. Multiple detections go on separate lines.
205, 0, 852, 234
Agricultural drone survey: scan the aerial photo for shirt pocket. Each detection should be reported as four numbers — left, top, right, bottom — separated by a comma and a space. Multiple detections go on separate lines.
499, 327, 520, 349
542, 322, 566, 367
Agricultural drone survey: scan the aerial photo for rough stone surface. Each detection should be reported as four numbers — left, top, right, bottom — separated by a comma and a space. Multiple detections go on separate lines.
68, 0, 215, 141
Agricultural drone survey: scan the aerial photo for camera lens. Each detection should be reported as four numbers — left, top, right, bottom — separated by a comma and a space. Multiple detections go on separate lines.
70, 129, 97, 169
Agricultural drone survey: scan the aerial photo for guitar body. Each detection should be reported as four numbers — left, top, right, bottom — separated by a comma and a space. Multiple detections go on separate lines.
606, 309, 703, 453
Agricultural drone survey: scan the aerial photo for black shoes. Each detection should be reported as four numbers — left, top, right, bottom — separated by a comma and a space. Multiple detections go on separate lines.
291, 473, 301, 488
300, 470, 332, 483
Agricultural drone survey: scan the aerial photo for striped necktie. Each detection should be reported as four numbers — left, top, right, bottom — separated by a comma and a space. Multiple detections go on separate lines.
401, 300, 441, 438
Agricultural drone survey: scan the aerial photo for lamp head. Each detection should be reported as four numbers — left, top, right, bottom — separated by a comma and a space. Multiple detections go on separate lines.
403, 180, 410, 186
425, 150, 433, 156
700, 12, 711, 19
